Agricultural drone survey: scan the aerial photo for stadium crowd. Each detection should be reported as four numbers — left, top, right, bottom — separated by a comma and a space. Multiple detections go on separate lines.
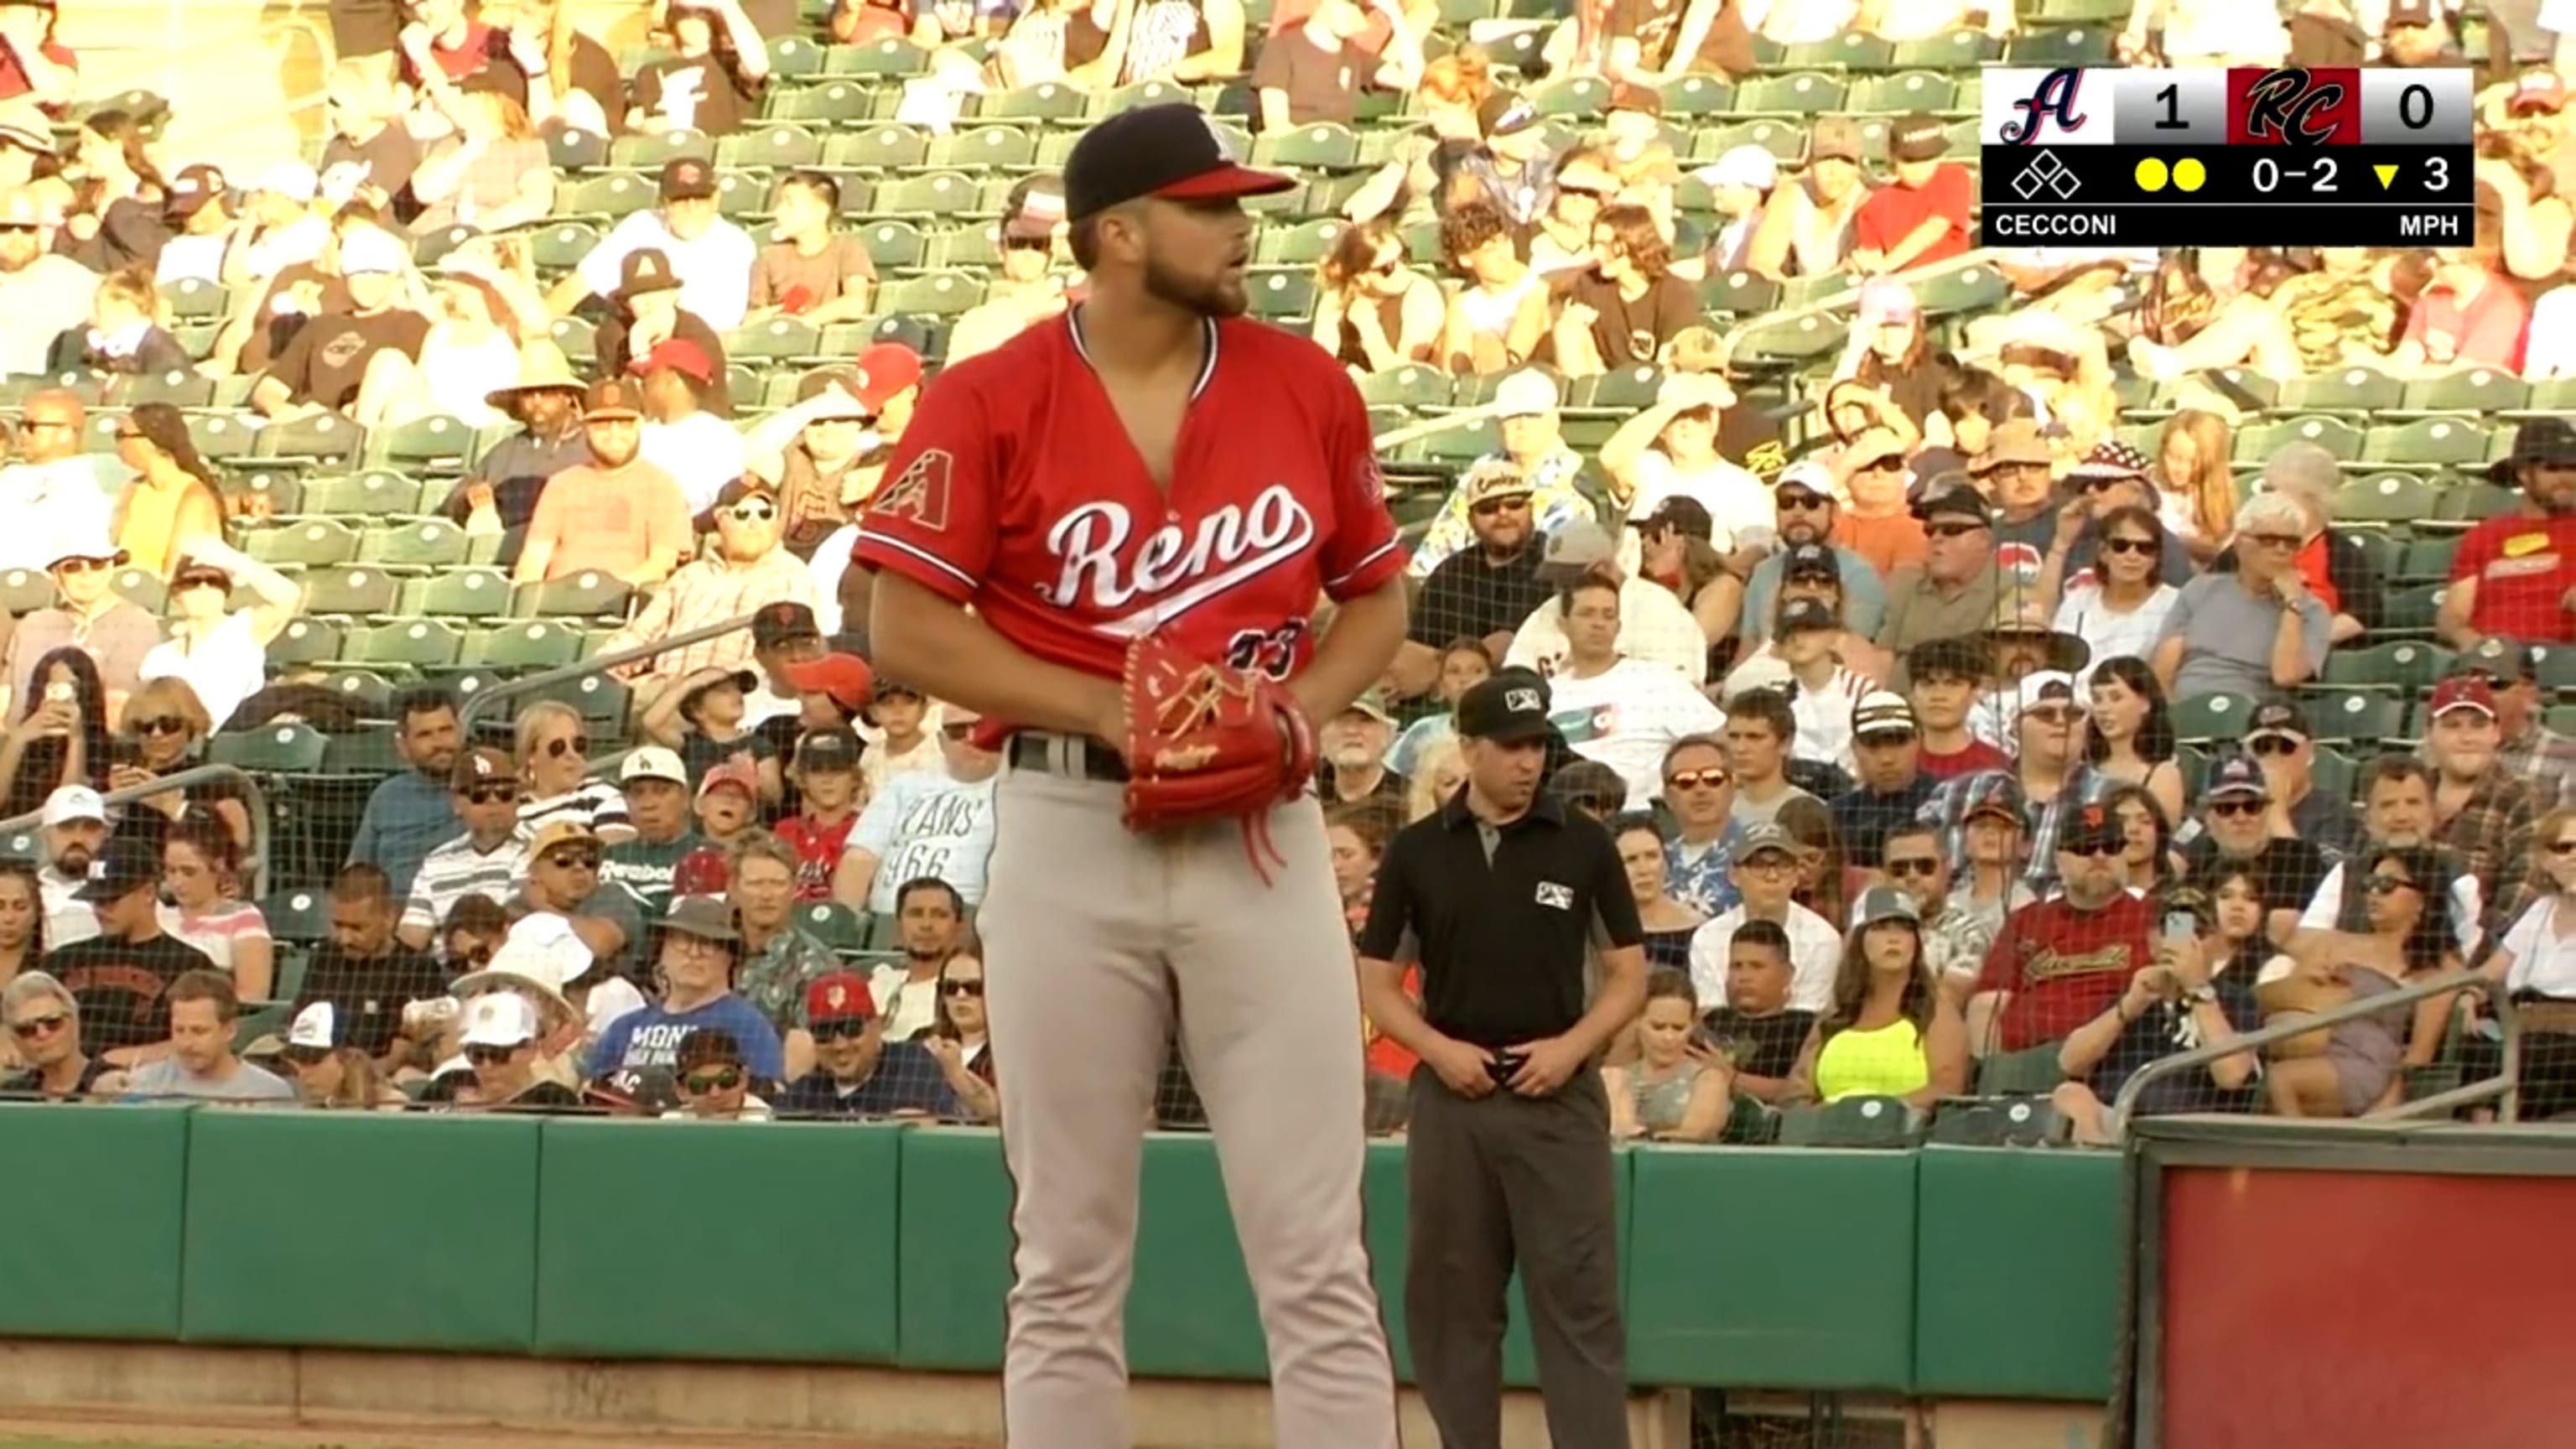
0, 0, 2566, 1165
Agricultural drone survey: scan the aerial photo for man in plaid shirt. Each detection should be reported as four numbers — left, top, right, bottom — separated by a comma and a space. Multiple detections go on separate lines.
2447, 637, 2576, 811
2424, 675, 2542, 931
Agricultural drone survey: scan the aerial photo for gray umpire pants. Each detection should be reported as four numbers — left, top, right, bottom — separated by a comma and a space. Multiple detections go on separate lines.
1405, 1063, 1628, 1449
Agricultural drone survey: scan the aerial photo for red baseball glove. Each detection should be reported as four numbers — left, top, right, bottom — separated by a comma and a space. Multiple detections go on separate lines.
1119, 636, 1315, 872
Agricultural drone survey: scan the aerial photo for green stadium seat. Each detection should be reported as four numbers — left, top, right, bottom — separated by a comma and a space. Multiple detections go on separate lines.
257, 887, 331, 946
0, 569, 48, 615
2364, 418, 2490, 468
2342, 529, 2402, 581
1928, 1096, 2068, 1147
1695, 119, 1805, 164
1571, 368, 1664, 413
266, 617, 347, 667
2396, 534, 2460, 584
874, 170, 979, 216
766, 80, 874, 124
545, 127, 610, 172
859, 218, 927, 270
1848, 70, 1957, 114
1654, 74, 1732, 117
1697, 269, 1780, 315
256, 413, 366, 469
164, 275, 226, 319
361, 521, 471, 570
1252, 122, 1361, 171
875, 273, 984, 316
717, 123, 824, 172
110, 568, 164, 615
1975, 1042, 2064, 1094
824, 123, 932, 172
1095, 79, 1195, 116
299, 566, 402, 617
1732, 72, 1846, 116
1914, 262, 2010, 314
825, 39, 932, 76
2034, 0, 2128, 18
547, 315, 598, 365
555, 172, 654, 218
236, 472, 304, 519
2432, 481, 2521, 526
2170, 692, 2257, 742
516, 673, 633, 729
729, 317, 824, 361
766, 33, 826, 77
608, 128, 714, 170
2329, 639, 2442, 691
977, 81, 1087, 122
468, 621, 588, 672
188, 413, 257, 462
299, 470, 421, 519
122, 371, 215, 408
410, 224, 478, 268
2278, 366, 2405, 417
1890, 29, 2000, 70
1244, 270, 1317, 320
319, 724, 404, 779
210, 724, 330, 776
2297, 688, 2407, 744
1775, 1096, 1922, 1148
2397, 368, 2528, 415
1356, 364, 1453, 410
2330, 472, 2435, 525
927, 125, 1036, 170
1782, 34, 1895, 70
247, 518, 359, 569
1527, 75, 1610, 118
798, 901, 870, 955
515, 572, 633, 620
0, 828, 37, 861
1254, 216, 1346, 267
2237, 414, 2364, 462
1730, 312, 1842, 366
2381, 583, 2446, 634
374, 416, 475, 474
2008, 24, 2114, 66
354, 620, 464, 672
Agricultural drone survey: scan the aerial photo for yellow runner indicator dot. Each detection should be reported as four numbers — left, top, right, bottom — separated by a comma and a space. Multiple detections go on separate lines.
2134, 157, 2169, 192
2174, 158, 2207, 192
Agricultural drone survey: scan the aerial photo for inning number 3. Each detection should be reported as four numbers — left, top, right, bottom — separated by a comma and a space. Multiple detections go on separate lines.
1225, 621, 1307, 679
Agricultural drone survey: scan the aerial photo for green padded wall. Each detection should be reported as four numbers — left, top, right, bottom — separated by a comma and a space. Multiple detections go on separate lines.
1625, 1148, 1917, 1390
1127, 1133, 1267, 1378
182, 1110, 542, 1351
0, 1104, 191, 1339
896, 1126, 1013, 1369
1913, 1147, 2122, 1400
533, 1118, 905, 1361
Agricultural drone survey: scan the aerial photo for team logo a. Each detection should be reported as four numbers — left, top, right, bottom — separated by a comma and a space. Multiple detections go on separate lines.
2240, 67, 2349, 146
2000, 67, 2089, 145
869, 449, 953, 532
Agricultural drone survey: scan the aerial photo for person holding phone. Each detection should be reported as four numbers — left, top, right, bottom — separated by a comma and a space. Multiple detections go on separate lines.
2049, 884, 2262, 1144
0, 647, 109, 823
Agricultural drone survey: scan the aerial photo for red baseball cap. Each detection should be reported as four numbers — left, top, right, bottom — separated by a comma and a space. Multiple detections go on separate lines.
851, 342, 923, 412
631, 337, 714, 383
785, 652, 876, 713
805, 969, 877, 1026
669, 845, 730, 898
1062, 102, 1294, 222
697, 760, 759, 801
2430, 675, 2497, 719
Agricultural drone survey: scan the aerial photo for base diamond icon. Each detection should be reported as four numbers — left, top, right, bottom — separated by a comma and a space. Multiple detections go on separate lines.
2011, 150, 2082, 200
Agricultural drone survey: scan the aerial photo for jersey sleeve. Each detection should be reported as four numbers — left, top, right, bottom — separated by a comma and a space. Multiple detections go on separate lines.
850, 364, 1004, 604
1312, 361, 1407, 600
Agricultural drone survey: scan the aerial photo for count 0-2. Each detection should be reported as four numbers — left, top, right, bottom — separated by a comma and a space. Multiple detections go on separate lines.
2251, 157, 2338, 193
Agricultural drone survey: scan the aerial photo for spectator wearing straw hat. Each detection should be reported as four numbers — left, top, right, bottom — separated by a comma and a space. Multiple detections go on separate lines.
515, 377, 695, 587
453, 340, 590, 535
1849, 112, 1971, 275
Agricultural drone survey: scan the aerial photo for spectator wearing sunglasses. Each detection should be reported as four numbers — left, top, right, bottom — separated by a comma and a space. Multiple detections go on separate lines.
106, 676, 255, 861
512, 699, 632, 846
514, 820, 648, 989
925, 953, 998, 1118
606, 476, 823, 713
664, 1026, 774, 1120
0, 971, 106, 1099
776, 969, 960, 1119
400, 749, 526, 953
455, 992, 583, 1112
588, 896, 787, 1086
2150, 491, 2333, 705
134, 537, 303, 734
2180, 752, 2331, 947
2236, 701, 2366, 865
435, 891, 510, 975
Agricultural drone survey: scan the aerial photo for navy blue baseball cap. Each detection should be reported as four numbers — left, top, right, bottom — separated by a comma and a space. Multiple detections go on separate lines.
1064, 104, 1296, 222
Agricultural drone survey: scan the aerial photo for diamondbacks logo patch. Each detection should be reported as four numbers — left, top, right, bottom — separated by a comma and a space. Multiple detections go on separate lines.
870, 449, 953, 532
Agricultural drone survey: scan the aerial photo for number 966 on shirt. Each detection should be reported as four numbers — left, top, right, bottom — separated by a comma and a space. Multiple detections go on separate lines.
1976, 66, 2476, 247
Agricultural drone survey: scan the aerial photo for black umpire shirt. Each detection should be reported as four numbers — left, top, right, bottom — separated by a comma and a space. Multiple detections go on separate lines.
1359, 790, 1644, 1050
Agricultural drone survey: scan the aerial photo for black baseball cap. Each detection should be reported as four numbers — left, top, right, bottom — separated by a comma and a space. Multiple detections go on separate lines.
1063, 104, 1295, 223
1456, 675, 1555, 743
660, 156, 718, 201
2460, 635, 2537, 683
795, 725, 861, 771
1641, 495, 1713, 542
1779, 597, 1838, 635
2204, 751, 2270, 801
2059, 802, 2123, 854
74, 836, 160, 902
1782, 542, 1840, 580
1913, 485, 1993, 526
751, 600, 820, 648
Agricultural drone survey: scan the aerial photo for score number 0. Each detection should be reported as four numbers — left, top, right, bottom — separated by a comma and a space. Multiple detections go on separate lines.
2150, 78, 2451, 195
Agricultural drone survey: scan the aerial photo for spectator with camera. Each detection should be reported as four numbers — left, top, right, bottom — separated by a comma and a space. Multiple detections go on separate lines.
2052, 882, 2263, 1144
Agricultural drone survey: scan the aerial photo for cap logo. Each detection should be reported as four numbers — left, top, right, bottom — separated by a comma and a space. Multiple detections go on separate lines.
86, 860, 106, 881
825, 984, 849, 1010
1199, 112, 1241, 163
1504, 688, 1542, 714
869, 448, 953, 532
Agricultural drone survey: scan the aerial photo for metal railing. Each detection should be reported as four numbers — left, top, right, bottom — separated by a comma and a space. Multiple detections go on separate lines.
2111, 969, 2522, 1126
455, 610, 766, 737
0, 763, 272, 888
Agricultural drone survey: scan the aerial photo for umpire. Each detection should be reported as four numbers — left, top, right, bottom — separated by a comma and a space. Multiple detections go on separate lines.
1357, 674, 1649, 1449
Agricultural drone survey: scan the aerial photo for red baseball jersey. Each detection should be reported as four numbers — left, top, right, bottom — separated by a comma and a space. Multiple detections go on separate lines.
850, 313, 1406, 684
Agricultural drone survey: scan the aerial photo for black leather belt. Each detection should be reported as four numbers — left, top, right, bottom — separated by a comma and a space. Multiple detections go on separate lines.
1008, 733, 1130, 782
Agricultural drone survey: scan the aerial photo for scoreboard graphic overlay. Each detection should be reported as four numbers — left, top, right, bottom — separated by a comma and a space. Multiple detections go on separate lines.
1978, 67, 2475, 247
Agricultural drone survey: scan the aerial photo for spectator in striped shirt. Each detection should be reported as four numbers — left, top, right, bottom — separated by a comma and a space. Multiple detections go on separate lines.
398, 745, 525, 953
512, 699, 631, 845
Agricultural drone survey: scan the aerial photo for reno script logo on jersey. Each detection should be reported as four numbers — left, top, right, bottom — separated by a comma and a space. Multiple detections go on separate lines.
1043, 483, 1317, 637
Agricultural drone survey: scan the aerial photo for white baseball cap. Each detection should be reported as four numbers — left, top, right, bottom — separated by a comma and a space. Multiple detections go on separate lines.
254, 159, 319, 203
41, 785, 105, 828
619, 745, 689, 787
337, 227, 406, 276
1695, 145, 1779, 192
288, 1001, 338, 1051
1495, 369, 1559, 418
459, 991, 541, 1050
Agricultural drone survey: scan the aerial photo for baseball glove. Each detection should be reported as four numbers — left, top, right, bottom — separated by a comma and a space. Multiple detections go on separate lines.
1120, 635, 1316, 876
